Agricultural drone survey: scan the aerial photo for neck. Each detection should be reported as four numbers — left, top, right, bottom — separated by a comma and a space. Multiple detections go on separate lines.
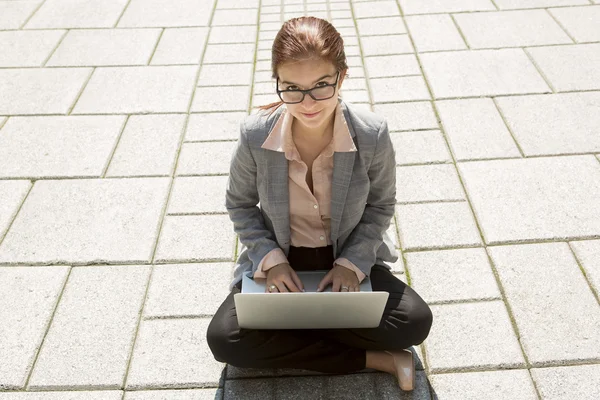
292, 112, 335, 143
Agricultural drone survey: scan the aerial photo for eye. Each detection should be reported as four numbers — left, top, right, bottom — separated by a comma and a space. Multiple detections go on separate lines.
315, 81, 329, 87
285, 85, 299, 91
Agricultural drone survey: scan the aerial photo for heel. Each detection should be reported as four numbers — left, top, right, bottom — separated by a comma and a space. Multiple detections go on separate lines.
385, 349, 415, 392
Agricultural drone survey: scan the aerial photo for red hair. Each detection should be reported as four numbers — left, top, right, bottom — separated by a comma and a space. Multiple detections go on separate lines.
255, 17, 349, 114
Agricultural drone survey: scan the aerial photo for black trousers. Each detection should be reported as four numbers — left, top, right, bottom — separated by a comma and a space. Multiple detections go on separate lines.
206, 245, 433, 373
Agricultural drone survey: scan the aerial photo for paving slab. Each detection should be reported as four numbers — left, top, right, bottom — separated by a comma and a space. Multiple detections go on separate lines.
105, 114, 186, 177
399, 0, 496, 15
356, 17, 407, 36
495, 91, 600, 156
26, 266, 150, 390
125, 318, 225, 389
494, 0, 589, 9
211, 8, 259, 26
374, 102, 439, 132
360, 35, 413, 56
125, 388, 223, 400
420, 49, 551, 98
570, 239, 600, 295
0, 1, 42, 29
185, 112, 246, 141
0, 116, 126, 179
176, 141, 237, 175
530, 364, 600, 400
209, 26, 258, 44
395, 164, 465, 203
527, 43, 600, 92
0, 392, 123, 400
144, 262, 233, 318
47, 28, 161, 67
391, 130, 452, 165
548, 5, 600, 43
340, 90, 370, 103
150, 27, 209, 65
406, 248, 501, 304
454, 9, 572, 49
0, 180, 31, 240
72, 66, 197, 114
168, 176, 229, 215
203, 44, 255, 64
365, 54, 420, 78
0, 68, 91, 115
436, 98, 521, 160
198, 63, 254, 86
370, 76, 430, 103
354, 1, 401, 18
405, 14, 467, 52
430, 369, 537, 400
0, 178, 170, 265
25, 0, 129, 29
118, 0, 213, 28
458, 156, 600, 244
153, 215, 236, 263
0, 30, 65, 68
489, 243, 600, 365
192, 86, 251, 112
425, 301, 526, 373
396, 202, 482, 251
0, 266, 69, 390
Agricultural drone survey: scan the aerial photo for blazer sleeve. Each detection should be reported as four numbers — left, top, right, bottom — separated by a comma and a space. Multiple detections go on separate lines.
226, 120, 283, 275
337, 119, 396, 278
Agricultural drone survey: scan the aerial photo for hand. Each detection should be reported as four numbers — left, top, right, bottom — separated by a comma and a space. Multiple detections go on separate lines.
265, 263, 305, 293
317, 264, 360, 292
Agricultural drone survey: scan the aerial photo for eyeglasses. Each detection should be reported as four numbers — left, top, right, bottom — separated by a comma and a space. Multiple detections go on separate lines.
276, 71, 340, 104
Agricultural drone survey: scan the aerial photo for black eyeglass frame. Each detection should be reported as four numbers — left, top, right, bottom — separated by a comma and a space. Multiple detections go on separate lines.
275, 71, 340, 104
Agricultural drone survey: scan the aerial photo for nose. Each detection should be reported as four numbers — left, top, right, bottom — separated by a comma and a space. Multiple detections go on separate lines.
301, 93, 317, 109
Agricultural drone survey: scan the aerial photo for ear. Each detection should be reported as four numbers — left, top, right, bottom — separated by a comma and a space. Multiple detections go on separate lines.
338, 69, 348, 89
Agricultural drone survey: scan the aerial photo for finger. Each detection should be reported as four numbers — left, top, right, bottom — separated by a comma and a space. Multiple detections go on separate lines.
317, 270, 333, 292
266, 282, 278, 294
349, 285, 356, 292
283, 276, 300, 292
290, 271, 305, 292
276, 281, 289, 293
332, 276, 342, 292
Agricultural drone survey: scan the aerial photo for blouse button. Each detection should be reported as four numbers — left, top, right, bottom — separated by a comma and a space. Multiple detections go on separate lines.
319, 235, 325, 240
313, 204, 318, 209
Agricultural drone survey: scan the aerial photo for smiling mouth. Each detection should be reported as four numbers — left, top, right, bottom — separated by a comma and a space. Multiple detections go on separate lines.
302, 111, 321, 116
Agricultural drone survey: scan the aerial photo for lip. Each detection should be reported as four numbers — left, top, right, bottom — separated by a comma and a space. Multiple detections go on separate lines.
301, 110, 321, 118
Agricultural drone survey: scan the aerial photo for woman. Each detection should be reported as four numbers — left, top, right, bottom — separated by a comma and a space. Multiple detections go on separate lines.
207, 17, 433, 392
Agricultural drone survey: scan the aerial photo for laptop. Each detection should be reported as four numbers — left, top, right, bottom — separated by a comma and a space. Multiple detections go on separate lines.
234, 270, 389, 329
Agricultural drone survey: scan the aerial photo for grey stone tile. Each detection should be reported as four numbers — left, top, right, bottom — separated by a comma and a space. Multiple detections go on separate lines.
186, 112, 246, 141
125, 388, 223, 400
126, 318, 225, 389
251, 93, 280, 110
400, 0, 496, 15
570, 239, 600, 295
430, 369, 537, 400
47, 28, 161, 67
73, 66, 197, 114
370, 76, 430, 103
0, 116, 126, 178
396, 164, 465, 203
212, 8, 258, 26
549, 5, 600, 43
365, 54, 420, 78
391, 130, 451, 165
0, 0, 41, 29
458, 156, 600, 244
27, 266, 151, 389
274, 375, 327, 399
0, 392, 123, 400
198, 63, 253, 86
118, 0, 213, 27
374, 102, 438, 132
341, 77, 368, 91
192, 86, 250, 112
0, 68, 91, 115
0, 30, 65, 67
353, 1, 399, 18
425, 301, 525, 372
339, 90, 370, 103
219, 0, 259, 8
225, 365, 280, 379
357, 17, 406, 36
396, 202, 482, 251
495, 92, 600, 156
25, 0, 128, 29
0, 178, 170, 264
168, 176, 229, 214
0, 180, 31, 240
405, 14, 467, 53
420, 49, 550, 98
531, 365, 600, 400
0, 266, 69, 390
360, 35, 413, 56
489, 243, 600, 364
436, 98, 521, 161
203, 43, 255, 64
209, 26, 258, 44
153, 215, 236, 263
406, 248, 501, 304
151, 27, 209, 65
144, 262, 233, 318
454, 9, 572, 49
527, 43, 600, 91
106, 114, 186, 177
223, 379, 274, 399
177, 141, 237, 175
495, 0, 589, 9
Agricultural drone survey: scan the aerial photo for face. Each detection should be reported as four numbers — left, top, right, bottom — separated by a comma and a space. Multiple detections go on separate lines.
276, 59, 346, 132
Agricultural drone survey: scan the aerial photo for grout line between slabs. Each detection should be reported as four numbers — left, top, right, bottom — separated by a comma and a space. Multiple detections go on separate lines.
567, 242, 600, 307
146, 28, 165, 65
18, 0, 49, 30
113, 0, 134, 28
41, 29, 69, 67
490, 97, 526, 158
545, 8, 578, 44
101, 115, 131, 178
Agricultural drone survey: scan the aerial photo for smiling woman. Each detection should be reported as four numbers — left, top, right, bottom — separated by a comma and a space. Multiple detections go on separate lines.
206, 16, 433, 393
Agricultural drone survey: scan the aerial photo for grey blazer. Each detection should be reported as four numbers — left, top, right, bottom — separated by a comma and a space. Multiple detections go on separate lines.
225, 98, 399, 290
